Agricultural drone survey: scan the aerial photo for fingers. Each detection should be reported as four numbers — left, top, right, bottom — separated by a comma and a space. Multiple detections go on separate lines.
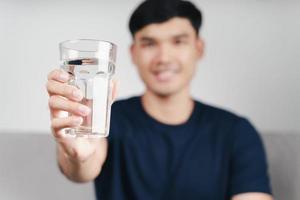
49, 95, 91, 117
48, 69, 70, 83
46, 69, 83, 102
46, 79, 83, 101
47, 69, 118, 139
51, 115, 83, 137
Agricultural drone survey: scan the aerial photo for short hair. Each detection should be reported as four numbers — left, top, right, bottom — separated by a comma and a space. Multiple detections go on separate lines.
129, 0, 203, 37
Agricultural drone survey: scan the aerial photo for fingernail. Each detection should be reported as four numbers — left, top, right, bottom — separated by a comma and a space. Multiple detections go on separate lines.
73, 90, 83, 99
59, 72, 69, 81
78, 105, 91, 115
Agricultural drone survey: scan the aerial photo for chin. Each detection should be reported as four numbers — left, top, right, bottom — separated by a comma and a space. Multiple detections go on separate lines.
149, 87, 179, 98
144, 79, 187, 97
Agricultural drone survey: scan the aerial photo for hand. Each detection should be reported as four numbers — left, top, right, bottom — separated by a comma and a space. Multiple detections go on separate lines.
46, 69, 118, 163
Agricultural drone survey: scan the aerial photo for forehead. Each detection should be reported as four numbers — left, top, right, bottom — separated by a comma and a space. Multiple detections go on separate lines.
134, 17, 196, 40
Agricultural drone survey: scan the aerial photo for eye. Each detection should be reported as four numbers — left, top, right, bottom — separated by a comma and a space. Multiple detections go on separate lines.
174, 39, 186, 45
142, 41, 156, 48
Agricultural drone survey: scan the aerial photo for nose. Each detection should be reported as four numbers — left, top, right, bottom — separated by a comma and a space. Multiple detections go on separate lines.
156, 44, 172, 65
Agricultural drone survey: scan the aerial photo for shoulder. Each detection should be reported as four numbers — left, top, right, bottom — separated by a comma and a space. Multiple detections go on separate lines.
109, 96, 140, 127
195, 100, 261, 142
196, 100, 245, 130
108, 96, 140, 140
111, 96, 140, 111
197, 101, 266, 157
198, 101, 240, 119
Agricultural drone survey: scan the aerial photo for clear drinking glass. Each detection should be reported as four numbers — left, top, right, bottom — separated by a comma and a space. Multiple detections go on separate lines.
59, 39, 117, 138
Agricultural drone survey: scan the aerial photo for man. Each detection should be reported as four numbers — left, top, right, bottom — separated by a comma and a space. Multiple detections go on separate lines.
46, 0, 273, 199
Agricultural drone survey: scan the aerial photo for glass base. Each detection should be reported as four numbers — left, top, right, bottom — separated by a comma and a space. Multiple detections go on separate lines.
64, 126, 108, 138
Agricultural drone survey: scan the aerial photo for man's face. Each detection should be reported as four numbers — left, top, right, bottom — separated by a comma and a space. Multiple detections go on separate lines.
130, 17, 204, 97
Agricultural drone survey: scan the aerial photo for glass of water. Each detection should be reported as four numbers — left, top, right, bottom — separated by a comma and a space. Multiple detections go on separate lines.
59, 39, 117, 138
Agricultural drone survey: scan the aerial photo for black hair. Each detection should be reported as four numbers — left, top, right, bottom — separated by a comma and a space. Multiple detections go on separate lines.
129, 0, 202, 37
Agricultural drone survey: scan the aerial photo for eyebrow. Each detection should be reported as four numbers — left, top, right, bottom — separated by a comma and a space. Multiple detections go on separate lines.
139, 37, 155, 42
173, 33, 189, 39
139, 33, 190, 42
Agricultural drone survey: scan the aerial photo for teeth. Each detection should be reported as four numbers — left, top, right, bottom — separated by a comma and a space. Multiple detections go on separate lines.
156, 69, 175, 81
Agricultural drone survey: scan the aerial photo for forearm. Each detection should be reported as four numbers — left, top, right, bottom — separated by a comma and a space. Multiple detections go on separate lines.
232, 193, 273, 200
57, 143, 103, 183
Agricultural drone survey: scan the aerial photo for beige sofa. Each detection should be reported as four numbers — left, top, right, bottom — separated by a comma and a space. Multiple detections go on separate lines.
0, 133, 298, 200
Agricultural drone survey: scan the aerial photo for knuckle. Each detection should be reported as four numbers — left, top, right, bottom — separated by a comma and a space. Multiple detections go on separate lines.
46, 81, 51, 91
47, 73, 52, 80
50, 122, 58, 135
52, 129, 61, 139
63, 85, 73, 97
48, 95, 58, 108
46, 80, 57, 93
45, 82, 51, 95
50, 119, 57, 129
50, 125, 56, 135
50, 118, 65, 139
48, 69, 58, 80
51, 118, 64, 131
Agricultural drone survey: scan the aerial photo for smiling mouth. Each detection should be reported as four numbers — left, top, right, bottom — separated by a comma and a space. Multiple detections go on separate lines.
153, 68, 179, 82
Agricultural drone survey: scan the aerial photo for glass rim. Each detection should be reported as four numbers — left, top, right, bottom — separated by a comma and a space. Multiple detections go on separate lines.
59, 39, 117, 52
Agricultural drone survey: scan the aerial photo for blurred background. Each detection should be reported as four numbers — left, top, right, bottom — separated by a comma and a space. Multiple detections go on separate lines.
0, 0, 299, 134
0, 0, 299, 199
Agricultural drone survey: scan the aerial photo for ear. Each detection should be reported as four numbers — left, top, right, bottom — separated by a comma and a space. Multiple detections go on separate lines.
130, 43, 137, 65
195, 37, 205, 59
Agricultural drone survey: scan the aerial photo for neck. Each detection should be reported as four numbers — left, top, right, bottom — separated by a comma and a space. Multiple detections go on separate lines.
141, 87, 195, 125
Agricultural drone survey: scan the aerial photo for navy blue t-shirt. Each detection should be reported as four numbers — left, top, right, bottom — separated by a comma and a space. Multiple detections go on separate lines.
94, 96, 271, 200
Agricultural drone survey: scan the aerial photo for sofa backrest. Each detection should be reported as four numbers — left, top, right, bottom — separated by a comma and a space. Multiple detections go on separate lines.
0, 133, 299, 200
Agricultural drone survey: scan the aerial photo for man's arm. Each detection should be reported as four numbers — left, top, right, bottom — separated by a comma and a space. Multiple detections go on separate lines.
232, 192, 273, 200
228, 118, 273, 199
231, 192, 273, 200
57, 138, 108, 183
47, 69, 115, 183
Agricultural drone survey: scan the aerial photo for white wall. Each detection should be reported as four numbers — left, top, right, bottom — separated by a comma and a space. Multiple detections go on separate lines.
0, 0, 299, 134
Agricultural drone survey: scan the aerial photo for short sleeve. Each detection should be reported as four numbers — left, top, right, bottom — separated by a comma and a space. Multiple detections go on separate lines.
228, 118, 272, 197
